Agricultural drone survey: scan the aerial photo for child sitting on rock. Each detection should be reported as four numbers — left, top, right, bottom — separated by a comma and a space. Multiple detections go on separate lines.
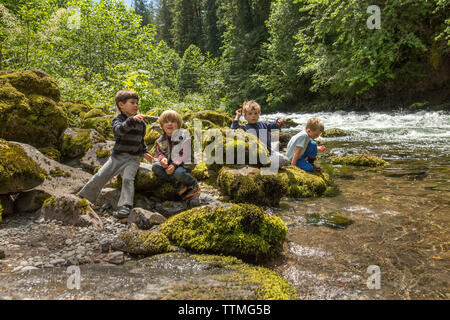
152, 110, 200, 200
78, 90, 153, 218
231, 100, 290, 167
286, 118, 326, 172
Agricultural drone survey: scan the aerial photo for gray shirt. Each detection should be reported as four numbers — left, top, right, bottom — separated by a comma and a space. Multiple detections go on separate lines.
286, 130, 311, 161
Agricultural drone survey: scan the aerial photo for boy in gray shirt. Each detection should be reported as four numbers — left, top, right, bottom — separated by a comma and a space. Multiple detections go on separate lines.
286, 118, 326, 172
78, 90, 153, 218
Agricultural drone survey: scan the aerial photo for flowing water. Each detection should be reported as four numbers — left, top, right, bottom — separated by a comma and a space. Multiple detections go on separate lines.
264, 111, 449, 299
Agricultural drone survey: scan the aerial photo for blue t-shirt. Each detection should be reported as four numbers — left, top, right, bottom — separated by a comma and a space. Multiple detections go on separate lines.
230, 119, 279, 154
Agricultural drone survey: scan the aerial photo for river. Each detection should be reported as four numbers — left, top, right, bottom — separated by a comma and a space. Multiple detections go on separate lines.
263, 110, 449, 299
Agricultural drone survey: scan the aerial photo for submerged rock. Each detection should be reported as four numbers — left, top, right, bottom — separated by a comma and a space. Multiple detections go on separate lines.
306, 213, 354, 229
322, 128, 347, 137
111, 229, 171, 256
0, 139, 46, 194
160, 203, 288, 261
331, 154, 388, 167
0, 71, 68, 148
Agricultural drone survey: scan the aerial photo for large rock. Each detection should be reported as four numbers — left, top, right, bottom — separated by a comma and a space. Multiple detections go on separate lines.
111, 229, 171, 256
61, 128, 106, 159
160, 203, 288, 261
183, 111, 234, 128
127, 208, 167, 230
81, 115, 114, 139
14, 190, 51, 213
276, 165, 330, 198
0, 70, 68, 148
10, 142, 92, 197
0, 139, 46, 194
217, 166, 288, 206
40, 194, 103, 230
80, 140, 114, 171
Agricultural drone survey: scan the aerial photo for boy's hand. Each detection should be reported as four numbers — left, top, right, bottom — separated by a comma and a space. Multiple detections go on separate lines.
166, 164, 175, 175
160, 158, 169, 168
133, 114, 146, 121
277, 118, 285, 127
235, 108, 243, 120
144, 153, 153, 163
318, 145, 326, 152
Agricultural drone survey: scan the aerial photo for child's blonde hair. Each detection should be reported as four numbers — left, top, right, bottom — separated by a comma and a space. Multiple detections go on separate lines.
159, 110, 183, 129
242, 100, 261, 115
306, 118, 324, 132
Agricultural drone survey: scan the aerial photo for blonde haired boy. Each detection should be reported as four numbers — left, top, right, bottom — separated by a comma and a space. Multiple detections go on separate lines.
286, 118, 326, 172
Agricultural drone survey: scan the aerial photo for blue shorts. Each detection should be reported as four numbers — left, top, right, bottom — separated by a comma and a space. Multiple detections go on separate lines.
295, 140, 317, 172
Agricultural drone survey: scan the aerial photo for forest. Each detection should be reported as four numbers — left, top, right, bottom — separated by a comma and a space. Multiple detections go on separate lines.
1, 0, 448, 114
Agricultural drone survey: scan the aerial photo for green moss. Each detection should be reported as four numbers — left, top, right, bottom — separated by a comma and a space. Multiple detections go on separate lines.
283, 118, 299, 129
183, 111, 234, 128
42, 196, 55, 208
96, 149, 111, 158
306, 213, 354, 229
189, 254, 297, 300
83, 108, 106, 119
49, 167, 71, 178
331, 154, 388, 167
217, 167, 288, 206
160, 203, 288, 262
81, 116, 113, 139
93, 166, 101, 174
276, 165, 329, 198
76, 198, 90, 214
116, 229, 170, 256
144, 128, 162, 146
0, 70, 60, 101
191, 162, 209, 181
0, 139, 46, 194
0, 73, 68, 148
322, 128, 347, 137
38, 147, 61, 162
61, 129, 93, 159
0, 203, 3, 221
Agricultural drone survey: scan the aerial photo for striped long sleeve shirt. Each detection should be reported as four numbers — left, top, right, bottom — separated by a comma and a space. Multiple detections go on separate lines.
111, 112, 148, 155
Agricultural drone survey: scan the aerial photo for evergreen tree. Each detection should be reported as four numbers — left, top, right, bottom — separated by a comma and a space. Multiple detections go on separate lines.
203, 0, 221, 57
171, 0, 204, 55
155, 0, 174, 45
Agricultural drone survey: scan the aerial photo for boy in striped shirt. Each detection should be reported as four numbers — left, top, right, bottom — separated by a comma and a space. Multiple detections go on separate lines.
78, 90, 153, 218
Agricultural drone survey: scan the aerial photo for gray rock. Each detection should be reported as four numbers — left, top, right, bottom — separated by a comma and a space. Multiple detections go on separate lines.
10, 142, 93, 198
49, 258, 65, 266
80, 141, 115, 171
20, 266, 39, 272
127, 208, 166, 230
106, 251, 124, 265
154, 201, 188, 218
40, 194, 103, 230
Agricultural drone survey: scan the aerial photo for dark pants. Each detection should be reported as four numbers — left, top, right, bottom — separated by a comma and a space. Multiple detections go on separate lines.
152, 162, 196, 187
295, 140, 317, 172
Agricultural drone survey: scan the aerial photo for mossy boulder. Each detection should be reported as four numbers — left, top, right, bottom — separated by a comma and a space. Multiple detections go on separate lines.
276, 165, 330, 198
217, 167, 288, 206
111, 229, 171, 256
331, 154, 388, 167
0, 139, 46, 194
282, 118, 299, 129
80, 141, 114, 172
322, 128, 347, 138
191, 161, 209, 181
0, 71, 68, 148
61, 128, 105, 159
81, 115, 114, 139
83, 108, 106, 120
160, 203, 288, 261
144, 127, 162, 146
183, 111, 234, 128
306, 213, 354, 229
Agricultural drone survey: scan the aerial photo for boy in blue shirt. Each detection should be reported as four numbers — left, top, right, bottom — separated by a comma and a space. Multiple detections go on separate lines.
231, 100, 290, 167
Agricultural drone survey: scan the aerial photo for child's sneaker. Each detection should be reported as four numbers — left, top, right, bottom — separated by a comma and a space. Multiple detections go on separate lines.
183, 183, 201, 200
115, 205, 132, 219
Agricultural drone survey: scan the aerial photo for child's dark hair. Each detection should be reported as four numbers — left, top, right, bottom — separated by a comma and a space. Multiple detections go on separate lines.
115, 90, 139, 110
